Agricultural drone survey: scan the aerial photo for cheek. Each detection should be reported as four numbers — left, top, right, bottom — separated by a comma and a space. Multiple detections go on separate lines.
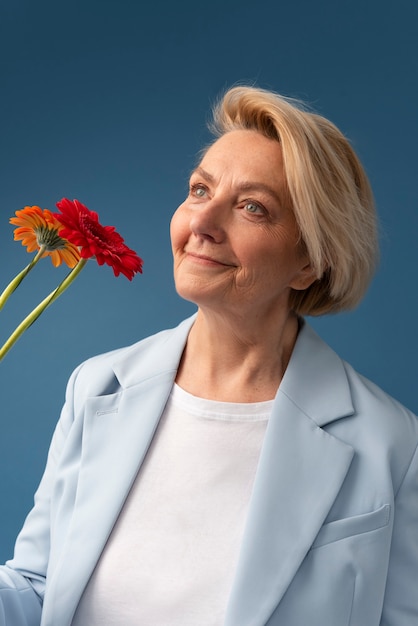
170, 206, 187, 251
242, 235, 301, 282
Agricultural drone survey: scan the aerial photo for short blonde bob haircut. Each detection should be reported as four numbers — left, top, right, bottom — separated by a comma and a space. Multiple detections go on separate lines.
209, 86, 379, 316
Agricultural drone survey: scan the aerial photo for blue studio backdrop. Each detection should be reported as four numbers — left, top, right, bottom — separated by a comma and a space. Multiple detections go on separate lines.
0, 0, 417, 562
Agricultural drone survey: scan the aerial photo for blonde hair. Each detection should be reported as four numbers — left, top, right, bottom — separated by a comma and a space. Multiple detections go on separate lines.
209, 86, 379, 316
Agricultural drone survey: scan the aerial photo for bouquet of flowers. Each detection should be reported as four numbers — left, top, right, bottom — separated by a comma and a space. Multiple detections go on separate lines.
0, 198, 143, 361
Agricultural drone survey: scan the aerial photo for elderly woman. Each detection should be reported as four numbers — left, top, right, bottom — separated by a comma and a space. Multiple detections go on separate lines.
1, 86, 417, 626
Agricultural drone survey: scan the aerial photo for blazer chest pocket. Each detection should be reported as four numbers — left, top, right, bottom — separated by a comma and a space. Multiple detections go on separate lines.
311, 503, 391, 550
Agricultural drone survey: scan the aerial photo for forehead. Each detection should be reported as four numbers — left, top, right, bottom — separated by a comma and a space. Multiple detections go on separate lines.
199, 130, 285, 182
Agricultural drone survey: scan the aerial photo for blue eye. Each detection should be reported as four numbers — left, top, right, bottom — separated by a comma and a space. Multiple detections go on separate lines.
190, 184, 207, 198
245, 202, 263, 214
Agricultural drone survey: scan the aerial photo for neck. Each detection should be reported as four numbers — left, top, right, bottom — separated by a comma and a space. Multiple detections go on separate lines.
176, 307, 301, 402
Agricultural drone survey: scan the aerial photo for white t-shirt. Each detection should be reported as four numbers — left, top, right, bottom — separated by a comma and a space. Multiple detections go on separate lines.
73, 384, 272, 625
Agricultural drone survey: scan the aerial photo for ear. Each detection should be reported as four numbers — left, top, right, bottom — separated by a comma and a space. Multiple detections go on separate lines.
289, 261, 318, 291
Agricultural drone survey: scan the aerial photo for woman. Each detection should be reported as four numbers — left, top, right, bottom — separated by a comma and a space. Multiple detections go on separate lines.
1, 86, 417, 626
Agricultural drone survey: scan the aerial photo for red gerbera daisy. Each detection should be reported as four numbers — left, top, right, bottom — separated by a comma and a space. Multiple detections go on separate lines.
54, 198, 143, 280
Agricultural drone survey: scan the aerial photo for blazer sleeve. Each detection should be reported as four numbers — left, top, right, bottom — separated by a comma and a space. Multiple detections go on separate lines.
0, 363, 83, 626
380, 442, 418, 625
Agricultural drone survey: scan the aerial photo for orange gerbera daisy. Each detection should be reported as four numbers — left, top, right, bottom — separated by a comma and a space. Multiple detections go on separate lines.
10, 206, 81, 268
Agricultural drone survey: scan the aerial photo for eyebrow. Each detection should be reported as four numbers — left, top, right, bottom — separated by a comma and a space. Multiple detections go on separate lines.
191, 166, 285, 206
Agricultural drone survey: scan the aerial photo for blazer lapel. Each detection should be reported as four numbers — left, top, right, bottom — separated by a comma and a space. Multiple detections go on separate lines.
224, 323, 356, 626
45, 317, 195, 626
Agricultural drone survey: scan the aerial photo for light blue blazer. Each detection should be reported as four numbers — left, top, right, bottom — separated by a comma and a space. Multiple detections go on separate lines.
1, 315, 418, 626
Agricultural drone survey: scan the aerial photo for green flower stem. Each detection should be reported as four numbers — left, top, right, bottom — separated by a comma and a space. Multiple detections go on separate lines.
0, 258, 88, 362
0, 246, 47, 312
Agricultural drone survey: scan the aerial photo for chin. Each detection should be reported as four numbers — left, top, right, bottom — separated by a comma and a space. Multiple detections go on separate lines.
174, 278, 202, 305
174, 281, 221, 309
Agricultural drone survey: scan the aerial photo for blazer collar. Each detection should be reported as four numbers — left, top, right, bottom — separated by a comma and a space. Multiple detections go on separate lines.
111, 314, 196, 388
280, 319, 354, 426
112, 315, 354, 427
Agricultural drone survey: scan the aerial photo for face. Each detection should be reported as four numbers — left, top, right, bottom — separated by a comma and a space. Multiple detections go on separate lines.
170, 130, 315, 318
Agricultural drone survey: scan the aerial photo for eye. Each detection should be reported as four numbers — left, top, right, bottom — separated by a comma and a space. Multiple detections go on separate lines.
190, 184, 208, 198
244, 201, 264, 215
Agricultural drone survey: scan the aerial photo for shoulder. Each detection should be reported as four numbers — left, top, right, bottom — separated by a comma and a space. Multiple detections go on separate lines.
299, 321, 417, 430
319, 337, 418, 491
341, 359, 418, 451
295, 322, 418, 478
342, 359, 416, 422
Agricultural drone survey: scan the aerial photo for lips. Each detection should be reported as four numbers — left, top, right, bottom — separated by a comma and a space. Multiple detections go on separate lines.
185, 251, 234, 266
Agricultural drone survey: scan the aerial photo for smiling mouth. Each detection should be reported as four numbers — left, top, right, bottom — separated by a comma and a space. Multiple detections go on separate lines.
185, 252, 234, 267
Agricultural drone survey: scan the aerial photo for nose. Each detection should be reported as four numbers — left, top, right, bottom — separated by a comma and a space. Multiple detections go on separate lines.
189, 198, 227, 243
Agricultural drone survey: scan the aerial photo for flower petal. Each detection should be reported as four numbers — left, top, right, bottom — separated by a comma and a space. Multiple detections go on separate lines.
54, 198, 143, 279
10, 205, 81, 268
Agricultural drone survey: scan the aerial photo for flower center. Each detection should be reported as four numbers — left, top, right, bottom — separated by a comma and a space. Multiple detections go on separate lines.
80, 214, 126, 252
36, 226, 68, 251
